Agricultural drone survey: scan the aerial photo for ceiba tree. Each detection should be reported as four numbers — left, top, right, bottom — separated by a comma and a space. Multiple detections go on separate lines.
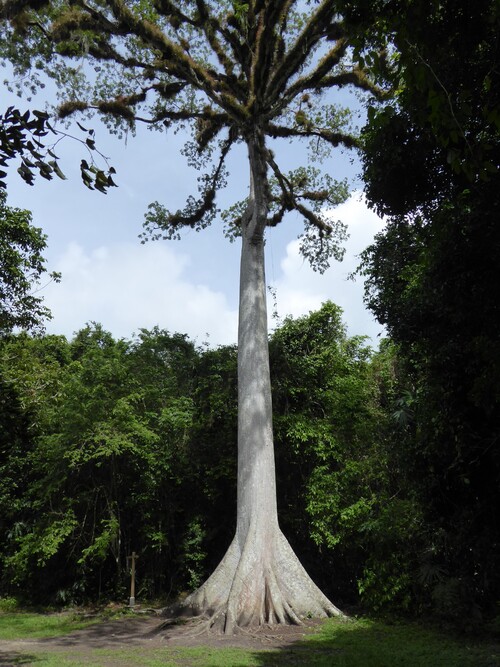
0, 0, 384, 632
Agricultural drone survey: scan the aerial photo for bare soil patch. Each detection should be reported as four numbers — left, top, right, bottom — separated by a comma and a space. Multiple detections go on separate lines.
0, 610, 323, 665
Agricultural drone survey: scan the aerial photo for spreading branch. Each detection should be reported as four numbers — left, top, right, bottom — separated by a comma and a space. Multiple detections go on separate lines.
1, 0, 382, 258
142, 131, 234, 240
265, 0, 339, 102
268, 122, 360, 149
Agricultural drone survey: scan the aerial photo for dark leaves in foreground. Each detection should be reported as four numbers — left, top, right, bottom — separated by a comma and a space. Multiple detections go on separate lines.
0, 106, 117, 193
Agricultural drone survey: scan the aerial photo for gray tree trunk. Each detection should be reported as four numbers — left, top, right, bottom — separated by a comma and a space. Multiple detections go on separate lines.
179, 132, 342, 633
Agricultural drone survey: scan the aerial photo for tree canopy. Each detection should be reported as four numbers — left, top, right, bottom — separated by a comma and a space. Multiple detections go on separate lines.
0, 191, 60, 335
0, 0, 385, 266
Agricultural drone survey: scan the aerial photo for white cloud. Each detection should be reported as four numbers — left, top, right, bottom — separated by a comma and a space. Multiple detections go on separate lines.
41, 193, 385, 347
43, 241, 238, 346
270, 192, 386, 343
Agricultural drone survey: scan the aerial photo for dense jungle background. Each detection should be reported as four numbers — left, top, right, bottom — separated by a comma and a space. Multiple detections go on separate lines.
0, 299, 498, 632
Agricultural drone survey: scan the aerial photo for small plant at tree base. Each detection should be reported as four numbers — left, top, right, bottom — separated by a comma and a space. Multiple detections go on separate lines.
0, 596, 19, 612
181, 518, 208, 591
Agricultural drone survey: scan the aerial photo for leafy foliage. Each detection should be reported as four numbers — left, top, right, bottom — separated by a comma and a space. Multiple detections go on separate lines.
0, 0, 387, 271
0, 308, 394, 608
1, 304, 497, 624
0, 325, 202, 601
269, 306, 427, 611
0, 191, 60, 335
0, 106, 117, 192
350, 0, 500, 622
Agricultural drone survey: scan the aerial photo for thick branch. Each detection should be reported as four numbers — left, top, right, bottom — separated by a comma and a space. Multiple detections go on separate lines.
274, 0, 294, 35
275, 37, 349, 105
267, 204, 287, 227
266, 149, 294, 207
316, 70, 390, 99
0, 0, 49, 19
249, 1, 293, 109
97, 0, 244, 121
58, 93, 229, 138
195, 0, 235, 78
265, 0, 338, 102
265, 150, 336, 234
76, 0, 130, 36
267, 122, 360, 149
144, 132, 234, 238
296, 201, 332, 233
153, 0, 198, 28
85, 41, 150, 70
218, 17, 251, 76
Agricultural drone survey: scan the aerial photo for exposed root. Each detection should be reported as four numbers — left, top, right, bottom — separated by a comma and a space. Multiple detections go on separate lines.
232, 624, 296, 642
175, 617, 220, 638
170, 526, 344, 635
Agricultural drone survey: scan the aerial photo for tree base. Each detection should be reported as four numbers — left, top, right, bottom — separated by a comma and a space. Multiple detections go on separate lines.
169, 526, 343, 635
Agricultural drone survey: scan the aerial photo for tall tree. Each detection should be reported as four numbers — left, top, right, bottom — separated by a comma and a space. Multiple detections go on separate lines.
0, 191, 59, 335
345, 0, 500, 620
0, 0, 384, 631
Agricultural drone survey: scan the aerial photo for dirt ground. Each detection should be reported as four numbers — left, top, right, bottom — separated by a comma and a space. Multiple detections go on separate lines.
0, 610, 323, 666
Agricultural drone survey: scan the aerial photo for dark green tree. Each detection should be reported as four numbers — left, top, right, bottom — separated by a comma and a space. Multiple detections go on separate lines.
0, 325, 204, 602
269, 304, 422, 611
0, 191, 59, 335
270, 302, 376, 601
0, 105, 117, 191
0, 332, 71, 599
348, 0, 500, 620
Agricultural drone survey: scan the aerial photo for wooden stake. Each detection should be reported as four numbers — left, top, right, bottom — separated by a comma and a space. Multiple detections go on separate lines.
127, 551, 138, 607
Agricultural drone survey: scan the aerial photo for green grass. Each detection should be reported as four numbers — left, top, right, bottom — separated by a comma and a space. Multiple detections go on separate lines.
0, 610, 98, 640
0, 613, 498, 666
0, 647, 268, 666
289, 616, 500, 667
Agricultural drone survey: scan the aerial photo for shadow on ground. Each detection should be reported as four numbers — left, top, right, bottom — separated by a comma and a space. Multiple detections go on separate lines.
0, 650, 39, 666
245, 619, 500, 667
1, 614, 498, 666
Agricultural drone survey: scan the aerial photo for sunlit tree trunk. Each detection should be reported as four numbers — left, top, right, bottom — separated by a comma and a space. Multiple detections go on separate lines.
181, 132, 342, 633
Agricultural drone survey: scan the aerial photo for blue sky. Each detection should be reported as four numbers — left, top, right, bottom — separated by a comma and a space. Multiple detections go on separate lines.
4, 84, 386, 347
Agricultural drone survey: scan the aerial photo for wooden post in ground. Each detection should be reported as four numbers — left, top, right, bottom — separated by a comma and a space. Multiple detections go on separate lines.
127, 551, 138, 608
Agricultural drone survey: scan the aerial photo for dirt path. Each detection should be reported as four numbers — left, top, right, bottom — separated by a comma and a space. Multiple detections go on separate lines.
0, 612, 322, 666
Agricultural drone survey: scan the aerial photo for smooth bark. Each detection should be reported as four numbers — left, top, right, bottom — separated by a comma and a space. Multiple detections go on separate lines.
179, 133, 342, 633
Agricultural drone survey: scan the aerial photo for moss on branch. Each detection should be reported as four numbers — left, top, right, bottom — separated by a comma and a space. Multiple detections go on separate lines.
267, 122, 360, 149
266, 0, 338, 101
58, 100, 89, 119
